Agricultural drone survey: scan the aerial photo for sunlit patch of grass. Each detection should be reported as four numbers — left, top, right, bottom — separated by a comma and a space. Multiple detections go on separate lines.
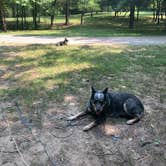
0, 44, 165, 107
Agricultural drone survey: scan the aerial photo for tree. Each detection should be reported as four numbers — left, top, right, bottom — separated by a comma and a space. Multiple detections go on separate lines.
65, 0, 70, 25
78, 0, 100, 24
42, 0, 58, 28
129, 0, 135, 29
30, 0, 40, 29
0, 0, 7, 31
88, 0, 100, 17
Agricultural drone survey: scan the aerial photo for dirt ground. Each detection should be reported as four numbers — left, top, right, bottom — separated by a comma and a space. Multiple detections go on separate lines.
0, 94, 166, 166
0, 35, 166, 45
0, 41, 165, 166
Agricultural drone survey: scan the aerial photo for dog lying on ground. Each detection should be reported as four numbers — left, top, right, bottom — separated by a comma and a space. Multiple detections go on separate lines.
67, 87, 144, 131
55, 38, 68, 46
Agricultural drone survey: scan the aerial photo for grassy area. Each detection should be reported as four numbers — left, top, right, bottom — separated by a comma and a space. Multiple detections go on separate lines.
2, 12, 166, 36
0, 44, 165, 108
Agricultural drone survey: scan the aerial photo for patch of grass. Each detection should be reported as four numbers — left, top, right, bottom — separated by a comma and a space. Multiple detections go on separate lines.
2, 12, 166, 36
0, 45, 165, 108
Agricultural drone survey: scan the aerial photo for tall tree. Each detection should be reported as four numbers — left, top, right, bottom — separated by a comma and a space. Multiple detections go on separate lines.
129, 0, 135, 29
42, 0, 57, 28
78, 0, 89, 24
65, 0, 70, 25
30, 0, 39, 29
0, 0, 7, 31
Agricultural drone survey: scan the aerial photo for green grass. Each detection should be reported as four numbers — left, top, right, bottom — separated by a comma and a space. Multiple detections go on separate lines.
2, 12, 166, 37
0, 45, 165, 108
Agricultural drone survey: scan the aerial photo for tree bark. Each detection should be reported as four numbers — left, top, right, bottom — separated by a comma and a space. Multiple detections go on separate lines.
136, 6, 140, 21
81, 12, 84, 25
152, 0, 156, 20
129, 0, 135, 29
0, 8, 7, 32
16, 4, 19, 30
65, 0, 69, 25
21, 6, 24, 30
91, 11, 93, 17
50, 15, 55, 28
32, 0, 37, 29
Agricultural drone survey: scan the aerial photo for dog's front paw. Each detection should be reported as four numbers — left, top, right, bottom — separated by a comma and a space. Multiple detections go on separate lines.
126, 118, 138, 125
67, 116, 76, 121
83, 122, 96, 131
83, 125, 90, 132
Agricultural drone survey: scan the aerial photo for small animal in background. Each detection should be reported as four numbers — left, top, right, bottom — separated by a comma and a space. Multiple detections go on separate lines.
55, 38, 68, 46
67, 86, 144, 131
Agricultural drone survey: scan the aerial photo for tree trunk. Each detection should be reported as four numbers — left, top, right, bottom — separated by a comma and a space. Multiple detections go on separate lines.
50, 0, 57, 28
16, 4, 19, 30
38, 5, 40, 23
21, 6, 24, 30
152, 0, 155, 20
33, 0, 37, 29
24, 7, 27, 29
129, 0, 135, 29
0, 8, 7, 32
156, 0, 161, 25
91, 11, 93, 17
165, 8, 166, 30
65, 0, 69, 25
81, 12, 84, 25
50, 15, 55, 28
136, 6, 140, 21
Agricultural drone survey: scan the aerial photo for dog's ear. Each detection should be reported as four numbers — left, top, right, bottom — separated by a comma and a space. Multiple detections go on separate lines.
91, 86, 96, 94
103, 87, 108, 94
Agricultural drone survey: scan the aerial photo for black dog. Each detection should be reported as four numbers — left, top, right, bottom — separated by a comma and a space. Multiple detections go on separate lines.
67, 87, 144, 131
56, 38, 68, 46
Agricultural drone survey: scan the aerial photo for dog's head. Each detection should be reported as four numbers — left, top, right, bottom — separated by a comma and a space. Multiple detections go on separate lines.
90, 86, 108, 115
64, 38, 68, 43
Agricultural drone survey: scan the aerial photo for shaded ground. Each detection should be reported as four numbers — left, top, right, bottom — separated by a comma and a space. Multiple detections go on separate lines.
0, 44, 165, 166
0, 35, 166, 45
0, 96, 166, 166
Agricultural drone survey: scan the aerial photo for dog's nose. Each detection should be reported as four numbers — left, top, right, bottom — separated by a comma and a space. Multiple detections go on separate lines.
96, 105, 101, 111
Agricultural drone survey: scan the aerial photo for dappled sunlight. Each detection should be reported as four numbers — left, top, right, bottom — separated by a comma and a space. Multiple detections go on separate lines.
103, 123, 120, 136
64, 95, 77, 103
19, 62, 93, 82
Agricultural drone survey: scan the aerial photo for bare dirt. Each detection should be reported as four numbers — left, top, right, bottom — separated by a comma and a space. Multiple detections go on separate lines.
0, 94, 166, 166
0, 35, 166, 45
0, 39, 166, 166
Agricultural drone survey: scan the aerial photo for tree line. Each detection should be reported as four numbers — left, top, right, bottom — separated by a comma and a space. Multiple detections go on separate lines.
0, 0, 166, 32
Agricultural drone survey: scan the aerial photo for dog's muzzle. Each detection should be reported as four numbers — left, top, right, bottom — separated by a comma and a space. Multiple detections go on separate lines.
93, 103, 105, 115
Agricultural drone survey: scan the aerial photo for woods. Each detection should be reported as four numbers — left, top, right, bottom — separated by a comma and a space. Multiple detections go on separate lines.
0, 0, 166, 31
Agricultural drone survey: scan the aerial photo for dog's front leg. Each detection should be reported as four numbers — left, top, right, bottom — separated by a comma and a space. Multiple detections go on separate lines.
67, 111, 88, 121
83, 116, 105, 131
83, 121, 97, 131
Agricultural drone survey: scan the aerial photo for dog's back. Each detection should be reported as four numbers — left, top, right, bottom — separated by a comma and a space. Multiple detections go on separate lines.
107, 92, 144, 118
